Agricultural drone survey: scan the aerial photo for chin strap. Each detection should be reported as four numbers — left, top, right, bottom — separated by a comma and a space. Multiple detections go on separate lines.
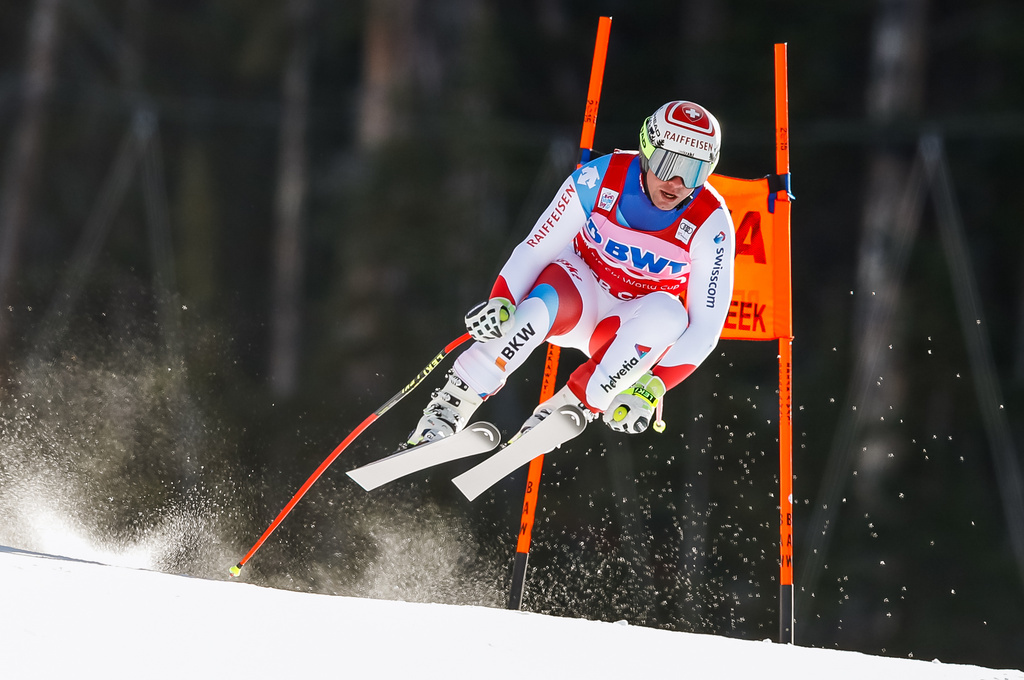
639, 164, 650, 196
673, 193, 694, 211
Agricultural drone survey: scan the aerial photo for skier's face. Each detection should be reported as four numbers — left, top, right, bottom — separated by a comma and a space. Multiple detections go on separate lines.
645, 169, 694, 210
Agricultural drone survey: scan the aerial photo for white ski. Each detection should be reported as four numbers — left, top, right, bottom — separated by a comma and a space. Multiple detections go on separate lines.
452, 404, 588, 501
346, 422, 501, 491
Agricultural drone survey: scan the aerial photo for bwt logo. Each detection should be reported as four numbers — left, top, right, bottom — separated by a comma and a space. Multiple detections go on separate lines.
585, 220, 687, 275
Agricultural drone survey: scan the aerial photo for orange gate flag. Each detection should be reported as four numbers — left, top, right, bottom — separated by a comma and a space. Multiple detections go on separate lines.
708, 174, 793, 342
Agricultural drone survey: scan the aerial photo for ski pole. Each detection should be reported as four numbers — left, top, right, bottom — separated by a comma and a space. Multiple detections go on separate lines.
508, 15, 612, 611
230, 332, 473, 576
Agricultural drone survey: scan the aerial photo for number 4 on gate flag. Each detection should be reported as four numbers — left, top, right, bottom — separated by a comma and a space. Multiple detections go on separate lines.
708, 173, 793, 343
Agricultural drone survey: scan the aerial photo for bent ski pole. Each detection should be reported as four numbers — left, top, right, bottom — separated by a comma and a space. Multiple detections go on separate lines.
230, 332, 472, 576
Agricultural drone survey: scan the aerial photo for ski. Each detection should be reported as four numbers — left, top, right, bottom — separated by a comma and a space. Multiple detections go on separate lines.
346, 422, 501, 491
452, 404, 588, 501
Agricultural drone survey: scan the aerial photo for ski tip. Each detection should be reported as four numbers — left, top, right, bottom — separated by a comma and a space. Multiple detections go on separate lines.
229, 563, 242, 577
346, 469, 378, 491
452, 476, 484, 503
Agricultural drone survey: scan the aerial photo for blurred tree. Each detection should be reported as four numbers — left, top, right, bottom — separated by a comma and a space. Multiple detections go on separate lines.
357, 0, 416, 150
269, 0, 315, 398
175, 141, 219, 309
801, 0, 930, 602
853, 0, 928, 496
118, 0, 145, 90
0, 0, 63, 372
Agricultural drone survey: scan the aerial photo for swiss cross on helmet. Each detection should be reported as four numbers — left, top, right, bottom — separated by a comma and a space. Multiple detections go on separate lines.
639, 101, 722, 188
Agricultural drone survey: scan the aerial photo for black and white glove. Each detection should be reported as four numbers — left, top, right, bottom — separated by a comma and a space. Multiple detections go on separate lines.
465, 297, 516, 342
603, 372, 666, 434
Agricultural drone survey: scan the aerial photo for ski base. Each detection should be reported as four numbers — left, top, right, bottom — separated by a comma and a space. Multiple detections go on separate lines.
452, 404, 588, 501
347, 422, 501, 491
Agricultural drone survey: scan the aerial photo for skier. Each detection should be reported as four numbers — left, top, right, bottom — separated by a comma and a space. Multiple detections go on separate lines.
408, 100, 736, 449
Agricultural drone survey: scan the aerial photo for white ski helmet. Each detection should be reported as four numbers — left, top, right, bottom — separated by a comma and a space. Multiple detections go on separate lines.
639, 100, 721, 188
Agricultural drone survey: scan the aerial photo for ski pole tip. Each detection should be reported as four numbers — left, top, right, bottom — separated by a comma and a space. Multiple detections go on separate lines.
229, 563, 242, 577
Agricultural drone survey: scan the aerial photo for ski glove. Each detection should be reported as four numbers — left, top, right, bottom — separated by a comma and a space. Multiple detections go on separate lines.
465, 297, 516, 342
603, 371, 667, 434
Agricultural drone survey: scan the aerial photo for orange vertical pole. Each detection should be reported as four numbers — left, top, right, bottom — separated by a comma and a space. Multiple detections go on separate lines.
508, 15, 612, 611
577, 16, 612, 165
773, 42, 795, 644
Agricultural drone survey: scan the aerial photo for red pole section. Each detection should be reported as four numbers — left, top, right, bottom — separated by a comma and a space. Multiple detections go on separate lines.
230, 333, 473, 576
507, 16, 612, 611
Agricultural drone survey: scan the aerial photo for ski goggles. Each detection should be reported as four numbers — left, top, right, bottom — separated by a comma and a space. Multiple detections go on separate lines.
639, 118, 715, 189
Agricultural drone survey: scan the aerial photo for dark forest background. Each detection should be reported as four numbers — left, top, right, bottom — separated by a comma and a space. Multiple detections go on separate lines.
1, 0, 1023, 670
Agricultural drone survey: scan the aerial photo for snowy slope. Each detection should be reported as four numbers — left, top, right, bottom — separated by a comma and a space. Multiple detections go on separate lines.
2, 546, 1020, 680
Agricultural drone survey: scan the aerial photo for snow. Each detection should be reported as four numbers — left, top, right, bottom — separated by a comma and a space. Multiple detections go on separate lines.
2, 545, 1021, 680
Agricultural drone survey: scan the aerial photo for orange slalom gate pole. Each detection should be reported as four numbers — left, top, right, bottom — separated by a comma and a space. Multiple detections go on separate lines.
230, 333, 473, 577
577, 15, 612, 166
773, 42, 796, 644
507, 15, 612, 611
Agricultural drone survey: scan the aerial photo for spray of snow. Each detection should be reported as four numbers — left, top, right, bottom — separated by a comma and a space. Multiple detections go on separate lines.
0, 339, 246, 577
0, 341, 507, 606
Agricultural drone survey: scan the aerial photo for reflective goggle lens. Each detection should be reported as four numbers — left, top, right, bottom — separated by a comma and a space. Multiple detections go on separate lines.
647, 148, 712, 189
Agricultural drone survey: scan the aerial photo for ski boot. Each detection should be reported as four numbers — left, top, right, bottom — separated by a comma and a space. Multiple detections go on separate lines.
407, 370, 483, 447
